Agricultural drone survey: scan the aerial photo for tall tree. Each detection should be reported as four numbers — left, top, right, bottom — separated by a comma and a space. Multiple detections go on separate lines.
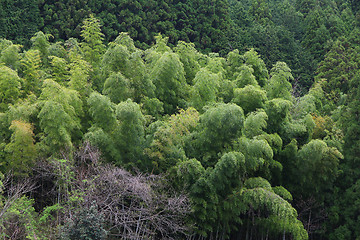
4, 120, 37, 177
150, 51, 187, 114
80, 15, 105, 66
188, 103, 245, 167
0, 66, 21, 112
38, 80, 82, 153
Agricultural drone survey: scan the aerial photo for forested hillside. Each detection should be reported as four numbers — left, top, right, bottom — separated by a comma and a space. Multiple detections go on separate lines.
0, 0, 360, 239
1, 0, 359, 91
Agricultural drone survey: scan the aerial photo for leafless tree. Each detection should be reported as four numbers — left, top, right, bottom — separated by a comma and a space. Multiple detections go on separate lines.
74, 142, 192, 239
34, 141, 192, 239
296, 196, 327, 239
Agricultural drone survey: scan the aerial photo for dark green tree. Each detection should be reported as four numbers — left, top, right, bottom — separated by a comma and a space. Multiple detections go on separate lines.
60, 203, 107, 240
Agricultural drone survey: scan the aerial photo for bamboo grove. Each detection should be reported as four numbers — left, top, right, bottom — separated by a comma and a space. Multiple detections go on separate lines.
1, 3, 360, 239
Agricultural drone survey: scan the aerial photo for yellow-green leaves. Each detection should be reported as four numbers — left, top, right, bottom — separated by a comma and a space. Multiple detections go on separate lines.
145, 108, 199, 172
235, 136, 273, 171
175, 41, 201, 84
243, 110, 268, 138
30, 31, 52, 63
191, 103, 244, 167
103, 73, 132, 104
266, 61, 293, 101
296, 139, 342, 194
115, 99, 145, 166
20, 49, 42, 96
233, 85, 267, 114
49, 56, 69, 84
38, 80, 82, 153
243, 49, 269, 87
0, 66, 21, 111
190, 68, 220, 111
150, 52, 187, 114
4, 120, 37, 177
80, 15, 105, 65
235, 64, 258, 88
87, 92, 116, 132
265, 98, 292, 133
101, 44, 130, 75
0, 43, 21, 70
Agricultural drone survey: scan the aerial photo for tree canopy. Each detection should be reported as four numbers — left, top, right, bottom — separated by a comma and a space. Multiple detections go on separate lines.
0, 3, 359, 239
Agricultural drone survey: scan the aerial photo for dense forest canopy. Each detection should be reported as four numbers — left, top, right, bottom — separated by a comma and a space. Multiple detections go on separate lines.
0, 0, 360, 239
1, 0, 360, 91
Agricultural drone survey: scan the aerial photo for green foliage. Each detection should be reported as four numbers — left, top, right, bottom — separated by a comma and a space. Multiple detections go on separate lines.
234, 64, 258, 88
2, 18, 358, 239
4, 120, 37, 177
249, 0, 272, 24
49, 56, 69, 84
190, 68, 220, 110
150, 51, 187, 114
60, 203, 107, 240
84, 127, 120, 163
20, 49, 42, 96
176, 158, 205, 190
115, 99, 145, 166
0, 0, 353, 95
210, 152, 246, 197
145, 108, 199, 172
126, 50, 155, 101
341, 73, 360, 180
243, 49, 269, 87
38, 101, 75, 153
175, 41, 201, 84
233, 85, 267, 114
6, 96, 38, 127
239, 187, 308, 240
101, 41, 130, 76
292, 94, 317, 119
68, 51, 92, 97
141, 97, 164, 118
0, 0, 43, 47
189, 175, 219, 236
302, 7, 330, 63
80, 15, 105, 65
85, 92, 120, 162
235, 136, 274, 171
225, 49, 244, 80
296, 139, 342, 195
265, 98, 292, 133
87, 92, 116, 132
266, 61, 293, 101
189, 103, 245, 167
245, 177, 272, 191
272, 186, 293, 201
0, 188, 49, 240
181, 148, 306, 239
316, 36, 360, 103
243, 110, 268, 138
0, 42, 21, 70
102, 72, 132, 104
328, 179, 360, 240
38, 80, 82, 153
30, 31, 52, 64
87, 95, 146, 167
48, 41, 67, 58
0, 66, 21, 111
279, 118, 313, 146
